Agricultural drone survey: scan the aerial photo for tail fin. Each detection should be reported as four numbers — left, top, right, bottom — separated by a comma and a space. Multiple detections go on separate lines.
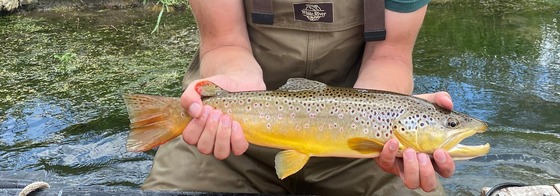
123, 94, 190, 152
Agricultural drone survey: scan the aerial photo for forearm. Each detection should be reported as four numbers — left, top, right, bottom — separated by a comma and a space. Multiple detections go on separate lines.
354, 7, 427, 95
199, 46, 263, 82
190, 0, 263, 83
355, 57, 413, 94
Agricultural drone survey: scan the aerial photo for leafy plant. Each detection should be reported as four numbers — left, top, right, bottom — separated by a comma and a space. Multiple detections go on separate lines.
53, 52, 77, 63
53, 52, 79, 74
144, 0, 189, 33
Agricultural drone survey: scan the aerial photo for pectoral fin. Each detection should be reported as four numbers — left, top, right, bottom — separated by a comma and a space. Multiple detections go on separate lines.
347, 137, 384, 154
274, 150, 310, 180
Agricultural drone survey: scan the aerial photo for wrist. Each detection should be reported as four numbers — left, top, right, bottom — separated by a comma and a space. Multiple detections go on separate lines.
354, 75, 413, 95
355, 59, 413, 94
200, 46, 262, 77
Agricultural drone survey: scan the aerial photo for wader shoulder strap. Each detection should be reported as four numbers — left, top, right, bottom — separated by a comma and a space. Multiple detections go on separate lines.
251, 0, 274, 25
363, 0, 386, 41
251, 0, 386, 42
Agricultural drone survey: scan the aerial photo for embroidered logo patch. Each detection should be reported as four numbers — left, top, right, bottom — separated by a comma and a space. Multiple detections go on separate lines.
293, 3, 333, 23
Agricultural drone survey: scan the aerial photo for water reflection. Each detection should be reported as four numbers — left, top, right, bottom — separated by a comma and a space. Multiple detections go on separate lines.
0, 97, 151, 186
33, 131, 151, 187
471, 153, 546, 163
415, 1, 560, 195
416, 1, 560, 130
535, 18, 559, 103
0, 97, 74, 146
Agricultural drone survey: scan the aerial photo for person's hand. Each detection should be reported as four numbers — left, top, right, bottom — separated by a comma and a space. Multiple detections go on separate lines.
181, 74, 266, 160
375, 91, 456, 192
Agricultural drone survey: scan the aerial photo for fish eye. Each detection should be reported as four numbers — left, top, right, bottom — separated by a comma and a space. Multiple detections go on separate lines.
447, 118, 460, 128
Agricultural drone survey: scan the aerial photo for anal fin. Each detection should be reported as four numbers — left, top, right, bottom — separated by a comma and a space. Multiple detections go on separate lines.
274, 150, 310, 180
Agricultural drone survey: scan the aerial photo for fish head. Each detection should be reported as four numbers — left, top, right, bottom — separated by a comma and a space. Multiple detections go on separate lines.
393, 107, 490, 160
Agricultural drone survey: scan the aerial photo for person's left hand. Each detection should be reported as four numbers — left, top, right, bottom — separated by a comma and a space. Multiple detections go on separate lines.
374, 91, 456, 192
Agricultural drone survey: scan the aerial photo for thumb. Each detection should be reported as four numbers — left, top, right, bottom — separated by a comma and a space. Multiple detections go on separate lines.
414, 91, 453, 110
181, 79, 205, 118
181, 76, 231, 118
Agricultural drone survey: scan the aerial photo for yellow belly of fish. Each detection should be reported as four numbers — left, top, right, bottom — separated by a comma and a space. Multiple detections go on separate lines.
235, 114, 384, 159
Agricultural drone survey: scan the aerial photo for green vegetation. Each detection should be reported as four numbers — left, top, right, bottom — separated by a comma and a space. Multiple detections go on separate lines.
144, 0, 189, 33
0, 8, 198, 120
53, 52, 77, 63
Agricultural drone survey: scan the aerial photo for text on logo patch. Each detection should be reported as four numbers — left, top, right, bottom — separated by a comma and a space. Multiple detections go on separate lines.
293, 3, 333, 23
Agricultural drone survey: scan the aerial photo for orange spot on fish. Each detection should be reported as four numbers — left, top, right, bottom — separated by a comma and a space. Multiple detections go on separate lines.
195, 81, 212, 95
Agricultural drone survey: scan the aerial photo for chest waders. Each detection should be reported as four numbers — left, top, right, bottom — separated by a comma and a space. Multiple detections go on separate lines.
183, 0, 386, 90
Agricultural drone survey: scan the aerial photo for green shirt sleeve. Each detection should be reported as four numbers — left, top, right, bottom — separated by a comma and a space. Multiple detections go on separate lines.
385, 0, 431, 13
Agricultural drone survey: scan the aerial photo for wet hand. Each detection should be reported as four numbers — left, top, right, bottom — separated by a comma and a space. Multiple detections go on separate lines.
180, 74, 266, 160
375, 91, 456, 192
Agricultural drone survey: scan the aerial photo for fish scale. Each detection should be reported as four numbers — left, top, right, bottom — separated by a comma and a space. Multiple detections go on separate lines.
124, 78, 490, 179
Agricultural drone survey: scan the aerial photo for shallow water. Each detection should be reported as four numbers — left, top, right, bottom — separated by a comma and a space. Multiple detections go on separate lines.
1, 1, 559, 195
0, 8, 197, 188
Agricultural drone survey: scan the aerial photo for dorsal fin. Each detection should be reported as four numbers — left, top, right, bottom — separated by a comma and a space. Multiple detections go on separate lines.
277, 78, 327, 92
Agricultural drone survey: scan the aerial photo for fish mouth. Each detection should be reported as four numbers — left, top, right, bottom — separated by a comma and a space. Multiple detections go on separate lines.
444, 123, 490, 160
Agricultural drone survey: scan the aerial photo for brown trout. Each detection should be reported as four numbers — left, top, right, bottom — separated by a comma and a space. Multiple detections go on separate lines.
124, 78, 490, 179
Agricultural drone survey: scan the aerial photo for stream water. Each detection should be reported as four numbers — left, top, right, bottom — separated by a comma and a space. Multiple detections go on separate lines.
1, 1, 559, 195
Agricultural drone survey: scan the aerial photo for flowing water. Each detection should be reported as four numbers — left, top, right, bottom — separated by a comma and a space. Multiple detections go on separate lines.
0, 1, 559, 195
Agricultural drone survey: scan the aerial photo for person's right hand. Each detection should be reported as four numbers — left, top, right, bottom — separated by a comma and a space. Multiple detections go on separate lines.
181, 74, 266, 160
375, 92, 456, 192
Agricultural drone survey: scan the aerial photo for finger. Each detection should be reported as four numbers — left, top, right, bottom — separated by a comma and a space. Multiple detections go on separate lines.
181, 79, 205, 118
182, 105, 212, 145
434, 92, 453, 110
433, 149, 455, 178
401, 148, 420, 189
214, 115, 232, 160
375, 139, 399, 174
414, 92, 453, 110
231, 121, 249, 155
418, 153, 437, 192
197, 109, 222, 154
